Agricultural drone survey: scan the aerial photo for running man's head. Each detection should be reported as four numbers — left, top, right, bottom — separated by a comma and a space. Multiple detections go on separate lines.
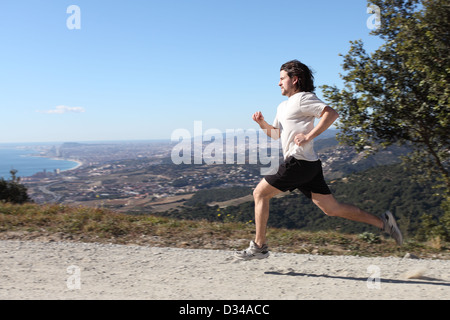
279, 60, 315, 97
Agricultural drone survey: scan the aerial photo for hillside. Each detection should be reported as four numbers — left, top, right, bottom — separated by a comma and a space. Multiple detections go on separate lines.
157, 163, 445, 238
3, 138, 447, 259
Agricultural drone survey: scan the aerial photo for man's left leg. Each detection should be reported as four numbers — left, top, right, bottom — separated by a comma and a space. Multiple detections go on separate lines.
311, 193, 383, 229
311, 193, 403, 245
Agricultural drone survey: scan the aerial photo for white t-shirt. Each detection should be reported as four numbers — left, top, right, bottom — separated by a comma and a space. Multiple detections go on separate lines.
272, 92, 328, 161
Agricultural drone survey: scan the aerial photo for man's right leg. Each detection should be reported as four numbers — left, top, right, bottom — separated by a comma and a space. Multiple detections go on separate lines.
234, 179, 281, 260
253, 178, 283, 247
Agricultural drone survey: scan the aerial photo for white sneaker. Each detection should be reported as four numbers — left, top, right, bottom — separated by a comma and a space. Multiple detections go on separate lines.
234, 241, 270, 260
381, 211, 403, 245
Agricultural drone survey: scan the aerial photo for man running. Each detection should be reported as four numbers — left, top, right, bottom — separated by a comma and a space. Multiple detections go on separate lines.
235, 60, 403, 260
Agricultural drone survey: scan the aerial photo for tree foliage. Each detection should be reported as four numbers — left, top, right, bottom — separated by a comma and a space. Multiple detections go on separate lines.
320, 0, 449, 201
0, 170, 31, 204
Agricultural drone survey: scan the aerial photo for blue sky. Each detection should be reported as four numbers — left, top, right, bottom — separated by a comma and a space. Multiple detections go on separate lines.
0, 0, 383, 143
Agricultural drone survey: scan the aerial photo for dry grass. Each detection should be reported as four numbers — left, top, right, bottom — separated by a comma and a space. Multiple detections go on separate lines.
0, 202, 448, 259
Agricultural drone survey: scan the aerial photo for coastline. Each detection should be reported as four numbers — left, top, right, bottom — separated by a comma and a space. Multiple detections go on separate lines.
0, 148, 83, 179
29, 155, 83, 172
62, 158, 83, 172
2, 153, 83, 179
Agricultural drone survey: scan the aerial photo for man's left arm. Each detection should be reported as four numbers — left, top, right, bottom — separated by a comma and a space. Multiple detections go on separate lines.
294, 106, 339, 146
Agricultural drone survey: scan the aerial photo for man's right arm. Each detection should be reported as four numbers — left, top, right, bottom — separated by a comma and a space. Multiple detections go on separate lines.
252, 111, 280, 140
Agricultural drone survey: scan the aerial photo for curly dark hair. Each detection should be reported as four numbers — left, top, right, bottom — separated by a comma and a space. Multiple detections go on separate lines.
280, 60, 315, 93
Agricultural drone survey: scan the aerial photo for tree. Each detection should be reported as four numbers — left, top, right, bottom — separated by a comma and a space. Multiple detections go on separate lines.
321, 0, 449, 210
0, 170, 31, 204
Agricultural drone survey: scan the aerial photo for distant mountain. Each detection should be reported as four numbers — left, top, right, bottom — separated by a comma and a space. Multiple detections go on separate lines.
315, 137, 411, 180
315, 128, 340, 140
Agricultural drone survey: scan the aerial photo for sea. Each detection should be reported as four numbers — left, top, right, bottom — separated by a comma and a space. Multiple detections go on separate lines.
0, 147, 80, 180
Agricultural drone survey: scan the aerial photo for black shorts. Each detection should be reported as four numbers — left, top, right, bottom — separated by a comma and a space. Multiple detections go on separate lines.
264, 156, 332, 199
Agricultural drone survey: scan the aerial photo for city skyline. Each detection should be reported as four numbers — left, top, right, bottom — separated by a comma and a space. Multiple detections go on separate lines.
1, 0, 383, 143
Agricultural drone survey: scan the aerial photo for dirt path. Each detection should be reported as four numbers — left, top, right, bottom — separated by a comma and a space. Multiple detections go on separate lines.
1, 240, 449, 300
